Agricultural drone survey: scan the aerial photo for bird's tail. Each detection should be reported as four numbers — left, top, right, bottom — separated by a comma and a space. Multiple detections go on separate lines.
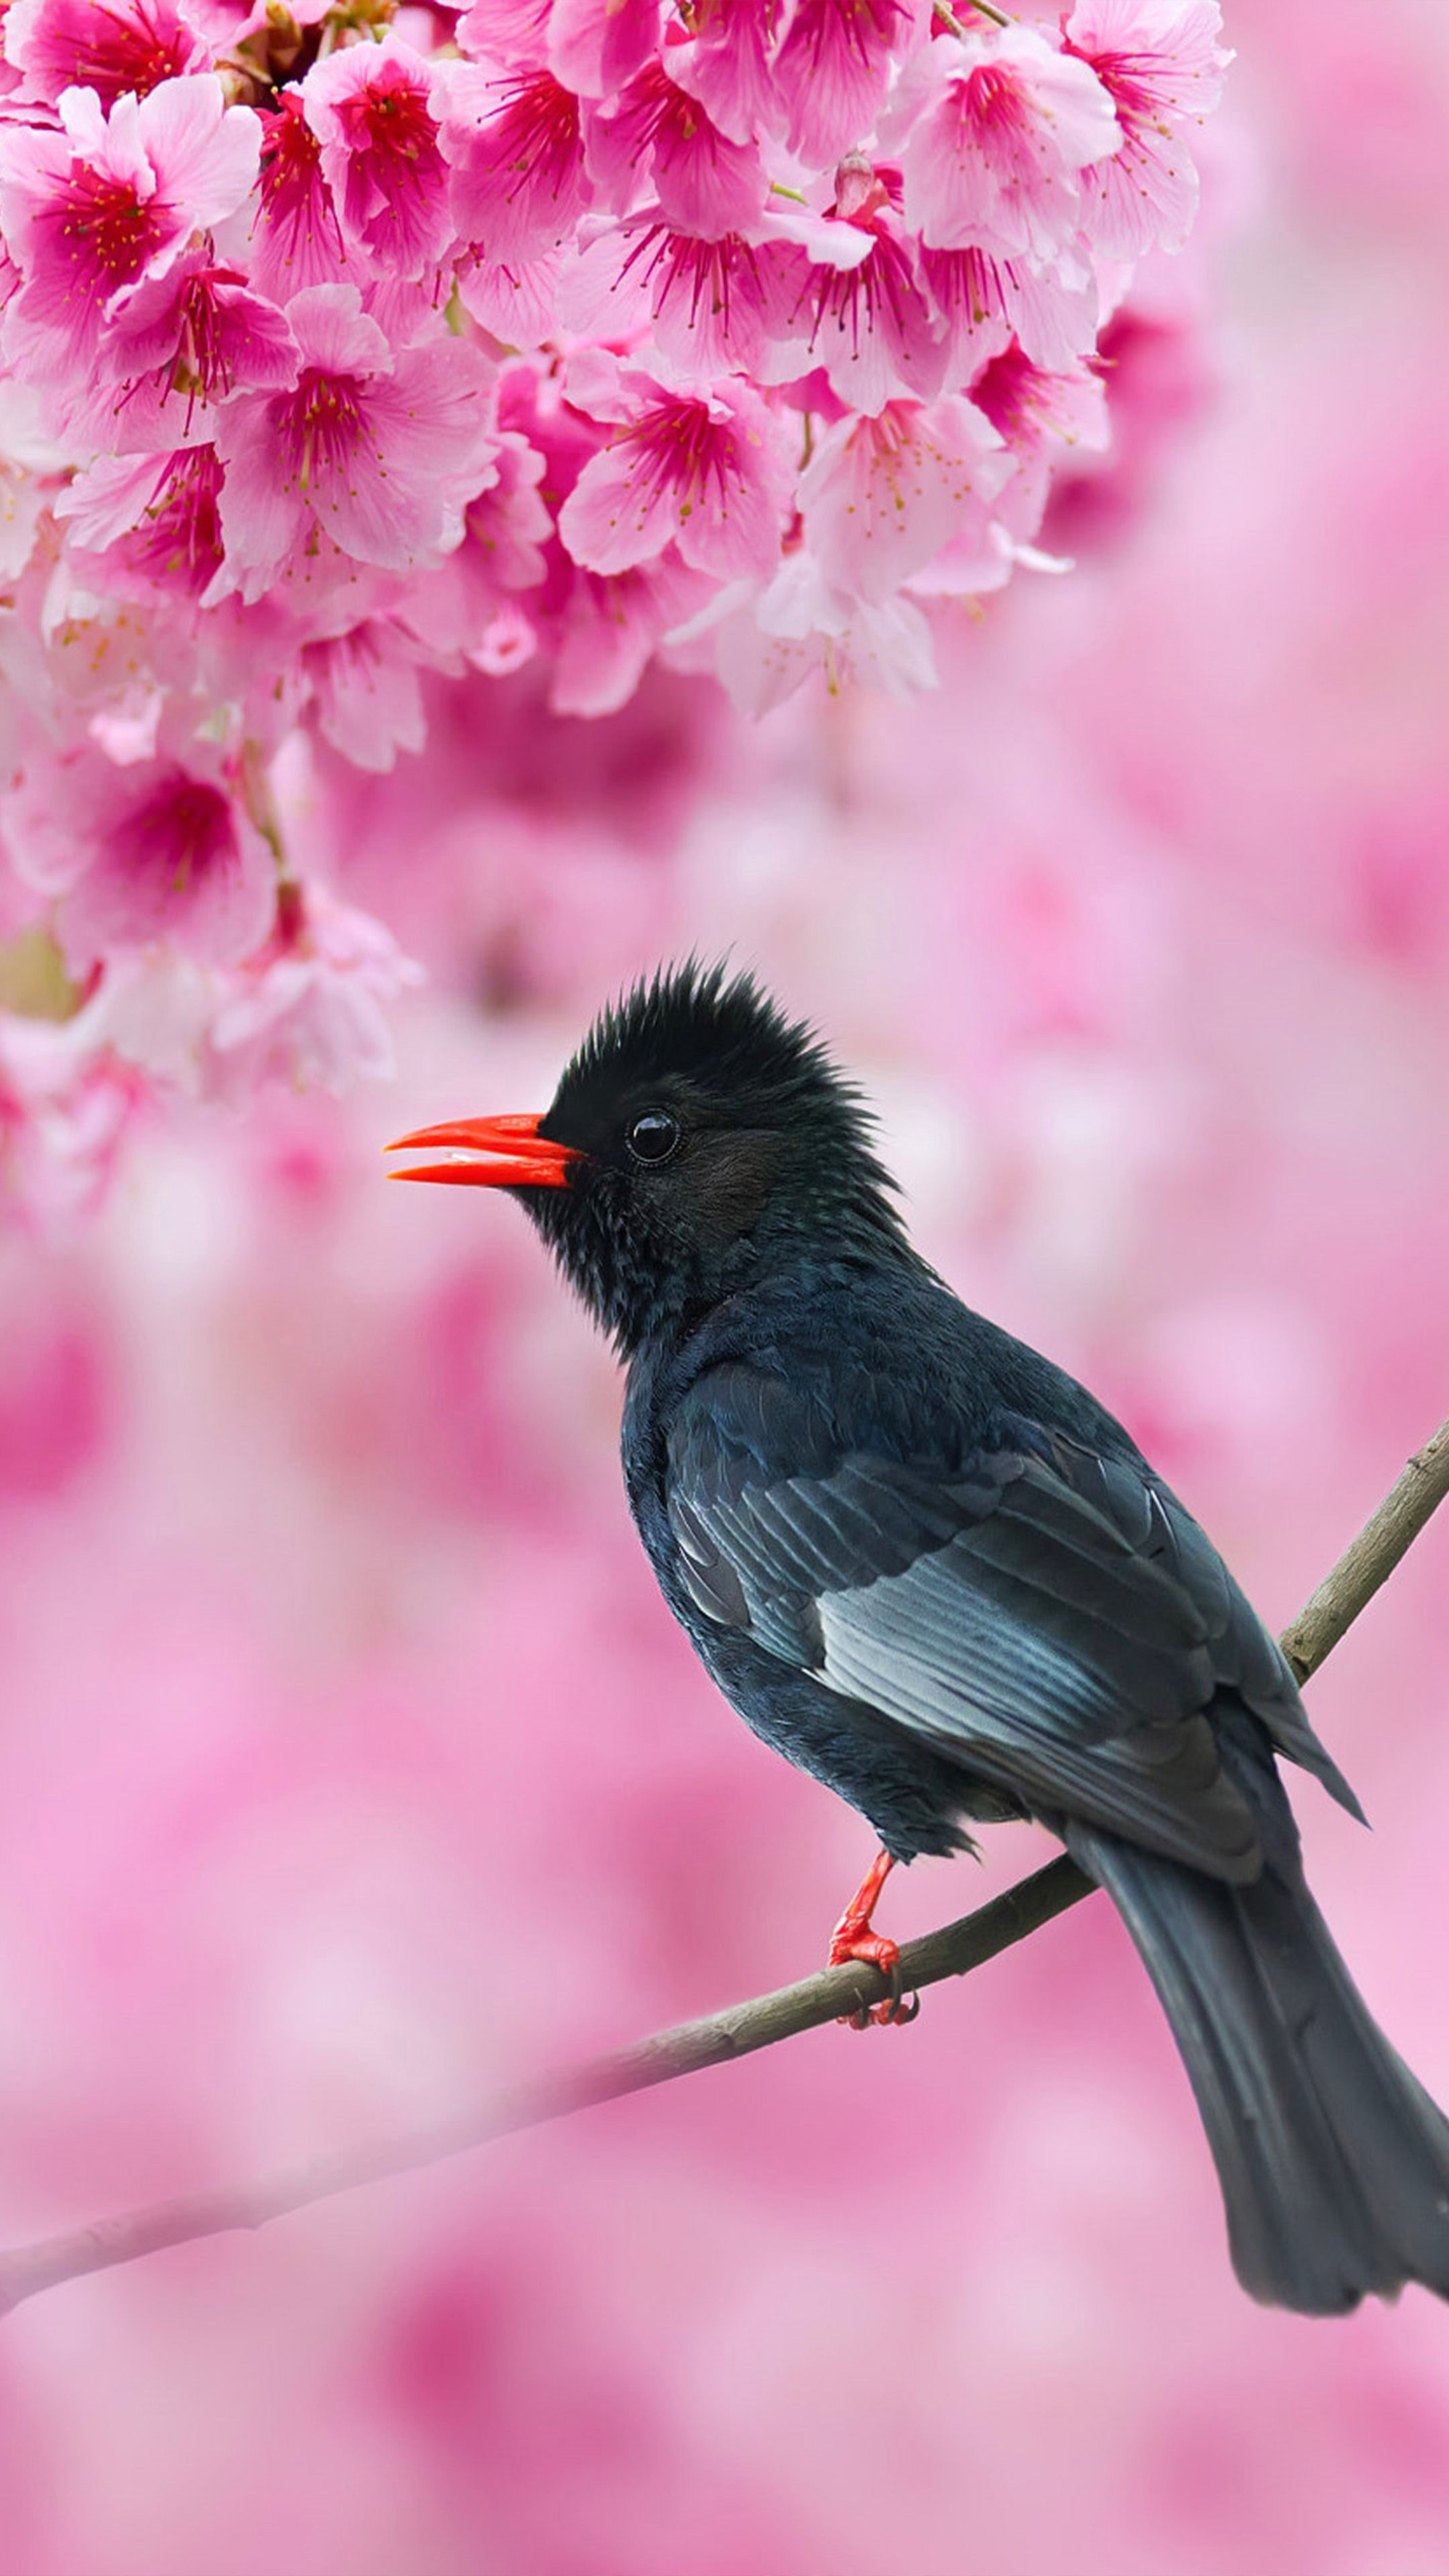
1067, 1824, 1449, 2314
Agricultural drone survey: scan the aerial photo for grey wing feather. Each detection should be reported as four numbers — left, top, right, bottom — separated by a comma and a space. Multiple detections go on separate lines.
666, 1393, 1363, 1878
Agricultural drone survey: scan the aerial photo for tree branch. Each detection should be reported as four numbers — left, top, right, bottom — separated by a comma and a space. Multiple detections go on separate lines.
3, 1415, 1446, 2320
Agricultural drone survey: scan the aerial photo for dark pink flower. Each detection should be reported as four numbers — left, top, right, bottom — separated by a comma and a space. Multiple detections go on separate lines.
764, 186, 946, 416
771, 0, 914, 166
445, 64, 592, 266
1065, 0, 1230, 257
585, 61, 767, 236
73, 255, 299, 447
1, 0, 211, 111
0, 76, 261, 387
211, 284, 494, 602
249, 90, 351, 301
558, 349, 791, 582
972, 339, 1110, 539
562, 217, 788, 383
9, 749, 275, 969
56, 443, 226, 599
883, 23, 1119, 259
303, 32, 452, 281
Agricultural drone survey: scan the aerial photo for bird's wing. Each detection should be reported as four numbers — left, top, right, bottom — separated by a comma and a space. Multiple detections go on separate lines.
666, 1365, 1360, 1882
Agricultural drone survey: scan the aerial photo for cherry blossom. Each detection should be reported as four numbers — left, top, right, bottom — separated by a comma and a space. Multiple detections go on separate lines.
584, 62, 768, 238
1066, 0, 1232, 257
559, 350, 792, 582
884, 21, 1120, 262
0, 0, 1230, 1215
798, 393, 1013, 601
7, 745, 276, 970
0, 75, 261, 385
211, 285, 492, 602
2, 0, 212, 113
303, 31, 452, 280
444, 63, 593, 266
248, 90, 352, 299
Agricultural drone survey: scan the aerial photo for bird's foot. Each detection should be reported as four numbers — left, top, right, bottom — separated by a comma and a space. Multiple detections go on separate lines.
828, 1849, 920, 2029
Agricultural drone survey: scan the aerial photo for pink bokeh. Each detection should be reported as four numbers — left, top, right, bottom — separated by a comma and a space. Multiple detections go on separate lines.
3, 3, 1449, 2570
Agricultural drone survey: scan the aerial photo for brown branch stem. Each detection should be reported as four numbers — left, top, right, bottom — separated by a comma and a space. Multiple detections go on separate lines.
2, 1414, 1445, 2321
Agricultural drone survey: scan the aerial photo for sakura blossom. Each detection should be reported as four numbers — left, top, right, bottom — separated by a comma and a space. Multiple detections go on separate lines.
0, 0, 1229, 1217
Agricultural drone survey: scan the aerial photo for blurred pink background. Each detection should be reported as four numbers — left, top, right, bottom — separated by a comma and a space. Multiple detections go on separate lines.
4, 3, 1449, 2569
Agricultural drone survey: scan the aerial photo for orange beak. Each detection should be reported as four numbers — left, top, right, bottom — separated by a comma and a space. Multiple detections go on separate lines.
385, 1112, 581, 1189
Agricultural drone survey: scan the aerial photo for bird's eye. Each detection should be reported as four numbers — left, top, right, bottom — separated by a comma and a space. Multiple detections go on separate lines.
627, 1110, 682, 1167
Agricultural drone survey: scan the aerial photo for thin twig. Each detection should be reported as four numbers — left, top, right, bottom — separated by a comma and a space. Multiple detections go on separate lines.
1279, 1417, 1449, 1681
1, 1416, 1445, 2320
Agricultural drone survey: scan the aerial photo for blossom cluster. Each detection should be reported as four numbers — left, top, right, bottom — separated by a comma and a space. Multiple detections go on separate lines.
0, 0, 1227, 1218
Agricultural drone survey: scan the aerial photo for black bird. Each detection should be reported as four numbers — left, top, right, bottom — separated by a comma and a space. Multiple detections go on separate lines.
390, 962, 1449, 2314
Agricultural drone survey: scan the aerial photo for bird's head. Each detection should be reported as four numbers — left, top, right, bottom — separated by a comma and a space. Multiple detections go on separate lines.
388, 962, 916, 1352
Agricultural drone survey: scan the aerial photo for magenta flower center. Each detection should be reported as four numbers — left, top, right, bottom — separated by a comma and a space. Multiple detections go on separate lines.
63, 168, 164, 288
280, 369, 368, 494
619, 398, 739, 513
121, 450, 225, 595
341, 65, 439, 173
490, 74, 581, 209
257, 94, 342, 254
117, 773, 233, 896
627, 229, 759, 334
42, 1, 192, 108
961, 66, 1034, 149
1082, 50, 1159, 126
804, 231, 916, 364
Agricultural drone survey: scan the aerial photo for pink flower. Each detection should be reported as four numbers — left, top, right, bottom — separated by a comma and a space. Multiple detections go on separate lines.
72, 255, 299, 448
1, 0, 211, 111
0, 1009, 142, 1232
561, 218, 787, 384
922, 243, 1098, 380
455, 0, 551, 68
547, 0, 663, 99
884, 23, 1119, 260
0, 75, 261, 386
249, 90, 352, 300
406, 426, 554, 662
204, 883, 422, 1100
798, 392, 1013, 600
763, 184, 945, 416
585, 62, 767, 236
1065, 0, 1231, 257
972, 340, 1110, 541
211, 285, 494, 604
666, 0, 782, 149
771, 0, 915, 167
684, 550, 939, 712
454, 244, 564, 346
445, 64, 593, 266
299, 619, 431, 773
56, 444, 226, 600
303, 32, 453, 282
553, 552, 711, 717
8, 749, 276, 970
558, 349, 791, 582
